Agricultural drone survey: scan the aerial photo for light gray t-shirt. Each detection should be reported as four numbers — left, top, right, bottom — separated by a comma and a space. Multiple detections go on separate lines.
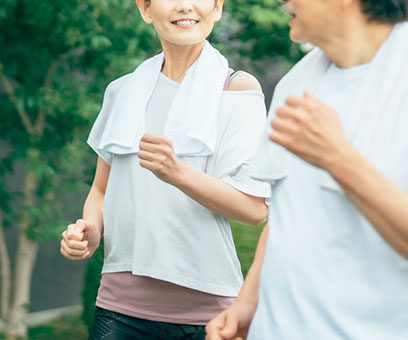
88, 73, 271, 296
145, 73, 179, 134
249, 62, 408, 339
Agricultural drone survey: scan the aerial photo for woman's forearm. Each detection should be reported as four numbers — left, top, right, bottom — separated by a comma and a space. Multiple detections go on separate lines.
82, 187, 105, 236
174, 163, 268, 226
81, 156, 110, 236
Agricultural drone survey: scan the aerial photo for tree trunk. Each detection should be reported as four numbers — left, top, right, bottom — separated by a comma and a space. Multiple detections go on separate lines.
0, 210, 12, 321
3, 169, 39, 340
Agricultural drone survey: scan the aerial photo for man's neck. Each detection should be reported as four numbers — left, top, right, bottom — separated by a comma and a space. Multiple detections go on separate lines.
319, 21, 394, 69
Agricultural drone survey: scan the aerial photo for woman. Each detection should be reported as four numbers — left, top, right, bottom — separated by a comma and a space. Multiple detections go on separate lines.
60, 0, 270, 339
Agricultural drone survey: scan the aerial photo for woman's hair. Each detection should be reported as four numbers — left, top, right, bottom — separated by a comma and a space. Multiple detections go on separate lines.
359, 0, 407, 24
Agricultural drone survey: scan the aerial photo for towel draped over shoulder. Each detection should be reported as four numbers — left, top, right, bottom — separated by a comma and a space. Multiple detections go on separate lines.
251, 22, 408, 193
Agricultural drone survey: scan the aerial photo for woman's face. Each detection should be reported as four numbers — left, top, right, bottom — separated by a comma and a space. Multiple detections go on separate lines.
137, 0, 223, 46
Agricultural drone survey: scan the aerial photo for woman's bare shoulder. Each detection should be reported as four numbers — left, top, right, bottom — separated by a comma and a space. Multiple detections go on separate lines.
227, 71, 262, 92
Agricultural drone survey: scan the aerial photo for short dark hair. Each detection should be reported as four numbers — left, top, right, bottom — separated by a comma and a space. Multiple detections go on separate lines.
359, 0, 408, 24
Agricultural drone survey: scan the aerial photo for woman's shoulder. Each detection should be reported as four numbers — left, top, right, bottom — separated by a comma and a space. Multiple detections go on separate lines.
218, 72, 267, 125
221, 71, 265, 106
226, 71, 262, 92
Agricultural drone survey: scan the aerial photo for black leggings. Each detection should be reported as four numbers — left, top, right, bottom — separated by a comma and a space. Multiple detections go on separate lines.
88, 307, 206, 340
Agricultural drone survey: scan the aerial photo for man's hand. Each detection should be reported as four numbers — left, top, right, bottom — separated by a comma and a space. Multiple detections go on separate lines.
270, 90, 353, 169
138, 133, 185, 185
205, 299, 256, 340
60, 219, 101, 260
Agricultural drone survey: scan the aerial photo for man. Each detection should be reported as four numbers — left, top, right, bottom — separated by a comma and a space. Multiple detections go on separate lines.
206, 0, 408, 339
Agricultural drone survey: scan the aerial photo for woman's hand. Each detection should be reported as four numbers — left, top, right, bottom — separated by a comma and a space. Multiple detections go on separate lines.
138, 133, 267, 226
205, 299, 257, 340
137, 133, 185, 185
270, 90, 353, 169
60, 219, 101, 260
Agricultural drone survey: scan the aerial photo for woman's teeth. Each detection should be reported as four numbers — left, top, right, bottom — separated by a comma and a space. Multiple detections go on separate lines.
173, 20, 198, 25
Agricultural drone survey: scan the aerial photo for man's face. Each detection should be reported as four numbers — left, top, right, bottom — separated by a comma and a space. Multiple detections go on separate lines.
282, 0, 344, 45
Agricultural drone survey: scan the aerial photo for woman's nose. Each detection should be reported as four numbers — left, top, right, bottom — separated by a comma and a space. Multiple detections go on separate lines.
175, 0, 193, 13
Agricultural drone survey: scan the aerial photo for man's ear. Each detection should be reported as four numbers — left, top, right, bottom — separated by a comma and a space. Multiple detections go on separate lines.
213, 0, 224, 22
136, 0, 153, 24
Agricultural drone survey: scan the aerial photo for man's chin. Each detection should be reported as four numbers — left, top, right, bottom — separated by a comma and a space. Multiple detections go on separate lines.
289, 31, 307, 44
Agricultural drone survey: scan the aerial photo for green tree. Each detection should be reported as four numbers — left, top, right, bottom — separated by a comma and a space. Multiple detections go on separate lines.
219, 0, 301, 61
0, 0, 158, 338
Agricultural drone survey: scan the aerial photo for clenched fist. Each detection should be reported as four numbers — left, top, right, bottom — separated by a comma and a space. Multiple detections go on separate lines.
60, 219, 101, 260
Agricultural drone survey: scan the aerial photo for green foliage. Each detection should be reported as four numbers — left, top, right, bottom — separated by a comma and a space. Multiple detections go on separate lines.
0, 0, 160, 240
214, 0, 302, 62
0, 0, 298, 240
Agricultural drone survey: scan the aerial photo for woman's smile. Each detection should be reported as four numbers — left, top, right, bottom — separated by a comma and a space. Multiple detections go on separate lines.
136, 0, 223, 46
171, 18, 200, 28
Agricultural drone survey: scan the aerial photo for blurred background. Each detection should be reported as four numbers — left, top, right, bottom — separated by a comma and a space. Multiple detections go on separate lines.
0, 0, 303, 338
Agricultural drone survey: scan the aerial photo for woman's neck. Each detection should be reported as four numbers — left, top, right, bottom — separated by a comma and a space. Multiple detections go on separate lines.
160, 40, 205, 83
319, 21, 394, 69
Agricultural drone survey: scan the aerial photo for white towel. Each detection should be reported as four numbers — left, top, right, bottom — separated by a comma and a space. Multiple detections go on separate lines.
251, 22, 408, 193
89, 40, 229, 157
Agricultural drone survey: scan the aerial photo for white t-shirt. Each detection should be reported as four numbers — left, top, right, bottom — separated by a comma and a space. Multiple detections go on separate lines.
88, 73, 271, 297
249, 63, 408, 339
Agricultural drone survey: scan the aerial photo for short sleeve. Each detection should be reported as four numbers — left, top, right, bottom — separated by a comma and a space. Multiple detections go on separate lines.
87, 75, 131, 166
249, 78, 291, 185
210, 92, 271, 198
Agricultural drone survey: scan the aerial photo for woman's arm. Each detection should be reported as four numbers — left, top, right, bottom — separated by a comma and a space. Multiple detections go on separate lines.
82, 156, 110, 236
60, 156, 110, 260
174, 160, 267, 226
138, 134, 267, 226
205, 224, 268, 340
138, 72, 268, 226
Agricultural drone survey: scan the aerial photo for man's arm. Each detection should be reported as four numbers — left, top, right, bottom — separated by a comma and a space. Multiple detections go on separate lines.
270, 90, 408, 258
325, 146, 408, 257
205, 224, 268, 340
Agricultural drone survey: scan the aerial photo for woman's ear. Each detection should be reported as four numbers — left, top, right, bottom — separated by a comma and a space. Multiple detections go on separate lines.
136, 0, 153, 24
213, 0, 224, 22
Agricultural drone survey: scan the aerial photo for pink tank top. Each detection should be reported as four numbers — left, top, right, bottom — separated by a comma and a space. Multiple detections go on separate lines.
96, 273, 235, 325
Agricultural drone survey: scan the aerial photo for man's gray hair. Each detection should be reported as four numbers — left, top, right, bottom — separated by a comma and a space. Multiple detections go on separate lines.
359, 0, 407, 23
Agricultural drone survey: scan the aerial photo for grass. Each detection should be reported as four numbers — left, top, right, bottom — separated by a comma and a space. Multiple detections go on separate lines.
0, 315, 88, 340
27, 315, 88, 340
231, 221, 265, 277
1, 221, 264, 340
